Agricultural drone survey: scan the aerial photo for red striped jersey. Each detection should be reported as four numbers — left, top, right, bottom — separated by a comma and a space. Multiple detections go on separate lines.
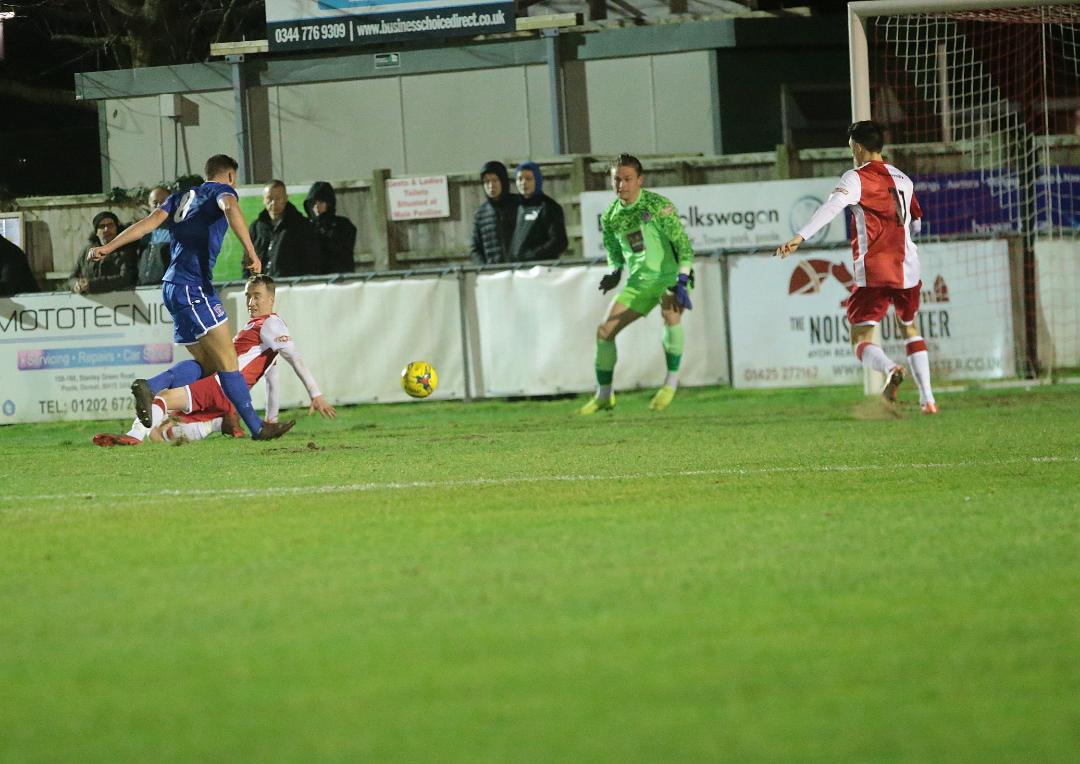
841, 161, 922, 288
233, 313, 292, 387
796, 161, 923, 289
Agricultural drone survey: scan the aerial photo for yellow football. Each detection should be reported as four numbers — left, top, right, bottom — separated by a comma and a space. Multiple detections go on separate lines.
401, 361, 438, 399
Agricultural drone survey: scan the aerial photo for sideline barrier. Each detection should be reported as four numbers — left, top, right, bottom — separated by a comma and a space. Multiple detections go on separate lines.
473, 261, 729, 397
1, 242, 1028, 423
0, 289, 175, 423
229, 276, 467, 410
1034, 240, 1080, 369
729, 240, 1016, 387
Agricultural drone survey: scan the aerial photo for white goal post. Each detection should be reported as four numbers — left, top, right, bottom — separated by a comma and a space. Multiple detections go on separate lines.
846, 0, 1079, 392
848, 0, 1054, 121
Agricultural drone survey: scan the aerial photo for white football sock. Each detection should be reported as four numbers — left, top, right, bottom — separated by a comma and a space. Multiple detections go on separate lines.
663, 372, 679, 390
125, 419, 149, 442
906, 337, 934, 405
596, 384, 613, 401
168, 420, 214, 442
151, 397, 167, 428
855, 341, 898, 374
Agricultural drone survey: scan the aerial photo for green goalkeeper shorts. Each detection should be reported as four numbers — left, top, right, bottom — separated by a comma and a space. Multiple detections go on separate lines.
615, 275, 678, 316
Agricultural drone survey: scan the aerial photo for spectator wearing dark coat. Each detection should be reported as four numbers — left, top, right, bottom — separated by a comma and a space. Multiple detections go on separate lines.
249, 179, 322, 277
0, 234, 40, 296
509, 161, 568, 262
136, 186, 172, 286
470, 160, 520, 265
69, 211, 138, 294
304, 182, 357, 274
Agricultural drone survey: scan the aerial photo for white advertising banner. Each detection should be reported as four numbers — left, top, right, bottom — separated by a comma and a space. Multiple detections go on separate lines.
232, 277, 466, 410
728, 240, 1015, 388
0, 278, 465, 424
0, 288, 176, 424
473, 261, 729, 397
1034, 238, 1080, 368
580, 178, 847, 258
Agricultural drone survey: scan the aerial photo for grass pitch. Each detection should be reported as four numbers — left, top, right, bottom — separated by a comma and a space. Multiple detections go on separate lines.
1, 385, 1078, 762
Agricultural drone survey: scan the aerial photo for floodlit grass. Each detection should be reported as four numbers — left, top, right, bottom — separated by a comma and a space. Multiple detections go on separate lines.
1, 385, 1078, 762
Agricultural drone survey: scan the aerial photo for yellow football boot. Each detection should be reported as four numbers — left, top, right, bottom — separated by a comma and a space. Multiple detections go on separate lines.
577, 393, 616, 415
649, 385, 676, 411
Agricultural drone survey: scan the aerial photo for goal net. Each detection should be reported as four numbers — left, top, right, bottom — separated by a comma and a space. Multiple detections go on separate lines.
849, 1, 1080, 382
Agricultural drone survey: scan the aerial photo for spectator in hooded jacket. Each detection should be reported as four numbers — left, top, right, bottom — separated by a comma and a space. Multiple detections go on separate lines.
249, 179, 321, 277
304, 181, 357, 274
470, 160, 519, 265
509, 161, 568, 262
0, 234, 40, 296
69, 211, 138, 294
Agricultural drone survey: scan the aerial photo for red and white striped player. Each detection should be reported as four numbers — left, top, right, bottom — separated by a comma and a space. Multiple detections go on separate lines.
777, 120, 937, 414
94, 275, 335, 446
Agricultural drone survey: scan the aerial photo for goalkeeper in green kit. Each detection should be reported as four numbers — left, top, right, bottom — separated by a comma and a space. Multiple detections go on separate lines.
579, 153, 695, 414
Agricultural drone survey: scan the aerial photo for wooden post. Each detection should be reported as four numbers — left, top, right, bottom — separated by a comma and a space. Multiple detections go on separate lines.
370, 168, 398, 271
674, 160, 691, 185
774, 143, 800, 180
569, 154, 589, 195
568, 155, 591, 258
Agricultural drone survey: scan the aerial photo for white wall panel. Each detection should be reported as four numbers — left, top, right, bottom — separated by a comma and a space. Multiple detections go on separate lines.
585, 57, 656, 156
585, 52, 716, 156
165, 91, 239, 180
652, 52, 716, 154
270, 79, 407, 183
106, 52, 717, 188
524, 64, 554, 158
400, 68, 532, 175
105, 97, 166, 188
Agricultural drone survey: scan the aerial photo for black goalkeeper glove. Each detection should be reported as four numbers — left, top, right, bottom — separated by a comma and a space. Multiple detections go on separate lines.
598, 268, 622, 294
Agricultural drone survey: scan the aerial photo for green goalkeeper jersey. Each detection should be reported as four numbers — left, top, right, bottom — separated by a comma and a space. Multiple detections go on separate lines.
601, 189, 694, 281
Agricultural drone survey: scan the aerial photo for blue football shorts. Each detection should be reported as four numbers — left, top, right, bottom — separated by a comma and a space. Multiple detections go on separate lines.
161, 281, 228, 345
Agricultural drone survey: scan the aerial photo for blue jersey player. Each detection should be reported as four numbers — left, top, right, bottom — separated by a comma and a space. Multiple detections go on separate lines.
87, 154, 294, 440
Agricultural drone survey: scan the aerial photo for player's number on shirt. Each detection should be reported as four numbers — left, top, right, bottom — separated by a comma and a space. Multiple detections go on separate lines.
888, 188, 908, 226
173, 190, 197, 223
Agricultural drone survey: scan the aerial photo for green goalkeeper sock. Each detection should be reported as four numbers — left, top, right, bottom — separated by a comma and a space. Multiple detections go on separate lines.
595, 338, 617, 385
662, 324, 684, 372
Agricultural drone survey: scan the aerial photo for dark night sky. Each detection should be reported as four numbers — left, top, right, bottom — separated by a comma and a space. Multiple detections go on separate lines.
0, 1, 850, 199
0, 9, 103, 198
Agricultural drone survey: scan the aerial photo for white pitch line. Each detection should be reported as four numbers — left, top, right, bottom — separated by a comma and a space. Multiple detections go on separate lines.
0, 455, 1076, 506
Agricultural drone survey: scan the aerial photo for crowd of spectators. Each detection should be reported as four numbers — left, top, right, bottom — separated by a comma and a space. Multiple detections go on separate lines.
471, 159, 568, 265
249, 179, 321, 277
41, 161, 570, 296
248, 179, 359, 278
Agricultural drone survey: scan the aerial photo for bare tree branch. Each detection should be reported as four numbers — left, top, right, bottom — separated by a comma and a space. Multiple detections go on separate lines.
48, 31, 122, 47
0, 78, 96, 109
102, 0, 144, 20
14, 1, 268, 68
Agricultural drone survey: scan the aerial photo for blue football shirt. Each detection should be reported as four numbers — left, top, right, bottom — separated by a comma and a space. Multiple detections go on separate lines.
160, 181, 237, 286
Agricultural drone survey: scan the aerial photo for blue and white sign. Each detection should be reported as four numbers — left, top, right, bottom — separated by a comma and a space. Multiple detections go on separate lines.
0, 290, 176, 423
265, 0, 515, 51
